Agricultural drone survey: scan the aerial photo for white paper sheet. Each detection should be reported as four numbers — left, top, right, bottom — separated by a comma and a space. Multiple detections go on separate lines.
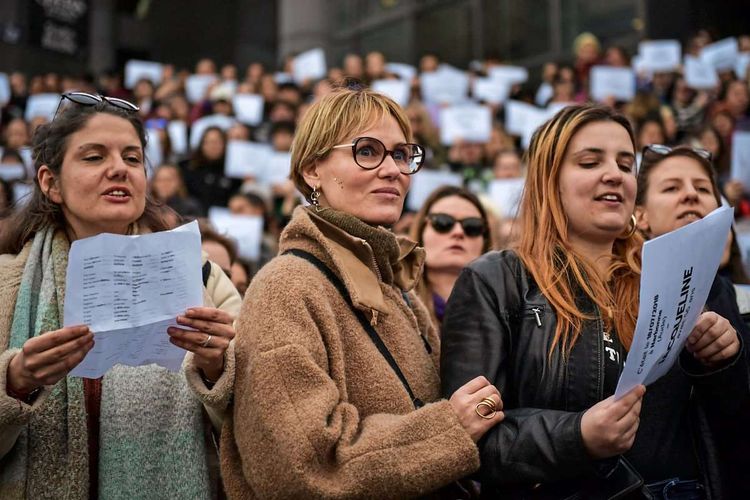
167, 120, 188, 155
473, 77, 511, 105
731, 131, 750, 189
0, 163, 27, 181
189, 114, 236, 150
488, 178, 525, 218
145, 128, 163, 171
420, 70, 469, 105
590, 66, 636, 102
684, 56, 719, 89
66, 221, 203, 378
263, 151, 292, 186
614, 206, 734, 399
406, 170, 463, 212
293, 48, 327, 84
736, 53, 750, 80
24, 93, 60, 122
233, 93, 265, 126
208, 207, 264, 261
185, 74, 219, 103
487, 65, 529, 85
700, 37, 739, 71
372, 79, 411, 107
0, 73, 10, 106
385, 62, 417, 82
439, 105, 492, 145
637, 40, 681, 72
124, 60, 164, 89
225, 140, 273, 179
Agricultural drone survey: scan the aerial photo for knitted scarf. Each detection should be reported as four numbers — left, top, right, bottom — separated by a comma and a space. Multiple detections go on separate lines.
0, 228, 211, 499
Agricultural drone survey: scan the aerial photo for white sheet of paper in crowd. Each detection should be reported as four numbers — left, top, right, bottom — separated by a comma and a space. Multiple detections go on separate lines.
124, 60, 163, 89
637, 40, 681, 72
487, 65, 529, 86
420, 69, 470, 105
590, 66, 636, 102
730, 131, 750, 189
614, 206, 734, 399
488, 178, 525, 218
233, 93, 265, 126
167, 120, 188, 155
504, 100, 537, 136
0, 73, 9, 105
385, 62, 417, 83
473, 77, 511, 105
145, 129, 163, 172
736, 54, 750, 80
24, 93, 60, 122
225, 140, 272, 179
189, 114, 236, 150
372, 79, 411, 107
13, 181, 32, 205
683, 56, 719, 90
293, 48, 327, 84
521, 106, 554, 149
700, 37, 739, 71
208, 207, 264, 261
66, 220, 203, 378
263, 151, 292, 186
406, 170, 463, 212
0, 163, 27, 181
274, 72, 294, 84
439, 105, 492, 145
185, 74, 219, 103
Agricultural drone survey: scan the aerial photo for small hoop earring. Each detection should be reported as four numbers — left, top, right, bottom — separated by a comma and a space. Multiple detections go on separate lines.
310, 185, 322, 212
620, 214, 637, 239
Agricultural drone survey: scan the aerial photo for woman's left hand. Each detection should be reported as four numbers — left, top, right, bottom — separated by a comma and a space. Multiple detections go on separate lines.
168, 307, 236, 383
685, 311, 740, 367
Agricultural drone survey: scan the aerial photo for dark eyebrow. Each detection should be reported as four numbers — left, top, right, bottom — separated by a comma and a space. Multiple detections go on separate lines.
76, 143, 143, 152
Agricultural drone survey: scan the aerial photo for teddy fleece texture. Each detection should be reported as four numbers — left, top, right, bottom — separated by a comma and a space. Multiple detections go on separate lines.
220, 206, 479, 499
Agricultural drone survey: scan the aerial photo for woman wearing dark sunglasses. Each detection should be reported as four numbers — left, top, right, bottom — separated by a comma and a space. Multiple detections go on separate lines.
409, 186, 493, 327
221, 86, 504, 499
635, 144, 750, 498
0, 92, 242, 498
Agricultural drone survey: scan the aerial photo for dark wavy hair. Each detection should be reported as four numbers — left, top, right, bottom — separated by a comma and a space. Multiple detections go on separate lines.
0, 100, 170, 254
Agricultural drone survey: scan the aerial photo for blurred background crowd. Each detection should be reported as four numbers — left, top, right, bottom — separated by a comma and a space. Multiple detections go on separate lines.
0, 0, 749, 299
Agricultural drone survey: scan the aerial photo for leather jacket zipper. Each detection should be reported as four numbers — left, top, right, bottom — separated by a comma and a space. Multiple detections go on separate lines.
531, 307, 543, 327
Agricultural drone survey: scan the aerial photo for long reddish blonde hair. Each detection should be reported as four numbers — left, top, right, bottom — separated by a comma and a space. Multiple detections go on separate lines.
515, 105, 642, 356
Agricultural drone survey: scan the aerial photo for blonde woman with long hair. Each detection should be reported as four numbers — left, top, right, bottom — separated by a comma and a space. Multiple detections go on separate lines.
441, 105, 747, 499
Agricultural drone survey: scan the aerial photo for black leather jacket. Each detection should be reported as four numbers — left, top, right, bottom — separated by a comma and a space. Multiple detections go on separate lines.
441, 250, 750, 499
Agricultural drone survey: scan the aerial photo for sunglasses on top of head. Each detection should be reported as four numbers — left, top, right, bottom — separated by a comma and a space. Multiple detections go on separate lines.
426, 213, 486, 237
642, 144, 712, 161
53, 91, 139, 121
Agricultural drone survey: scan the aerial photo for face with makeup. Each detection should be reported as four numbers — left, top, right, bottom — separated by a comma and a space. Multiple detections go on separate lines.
558, 121, 637, 246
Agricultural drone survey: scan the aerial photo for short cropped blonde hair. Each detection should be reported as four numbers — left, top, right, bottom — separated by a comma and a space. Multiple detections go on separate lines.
290, 86, 412, 201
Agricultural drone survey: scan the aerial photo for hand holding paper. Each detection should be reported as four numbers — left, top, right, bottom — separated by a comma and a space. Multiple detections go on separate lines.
614, 206, 734, 399
7, 325, 94, 393
684, 311, 739, 366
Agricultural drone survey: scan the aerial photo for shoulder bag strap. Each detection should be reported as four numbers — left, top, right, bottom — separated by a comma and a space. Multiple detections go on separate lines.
283, 249, 424, 408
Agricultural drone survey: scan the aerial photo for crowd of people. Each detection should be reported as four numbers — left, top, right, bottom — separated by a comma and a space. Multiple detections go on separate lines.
0, 25, 749, 499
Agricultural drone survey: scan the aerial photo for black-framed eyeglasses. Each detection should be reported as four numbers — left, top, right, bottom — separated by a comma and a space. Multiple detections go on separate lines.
642, 144, 712, 162
53, 91, 139, 121
331, 136, 425, 175
426, 213, 486, 238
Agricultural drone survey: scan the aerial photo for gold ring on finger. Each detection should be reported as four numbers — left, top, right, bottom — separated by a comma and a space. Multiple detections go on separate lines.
475, 401, 497, 419
480, 397, 497, 410
201, 334, 212, 348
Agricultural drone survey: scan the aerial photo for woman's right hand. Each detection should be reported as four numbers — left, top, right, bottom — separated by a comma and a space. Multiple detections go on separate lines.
580, 385, 646, 459
6, 325, 94, 394
449, 375, 504, 442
